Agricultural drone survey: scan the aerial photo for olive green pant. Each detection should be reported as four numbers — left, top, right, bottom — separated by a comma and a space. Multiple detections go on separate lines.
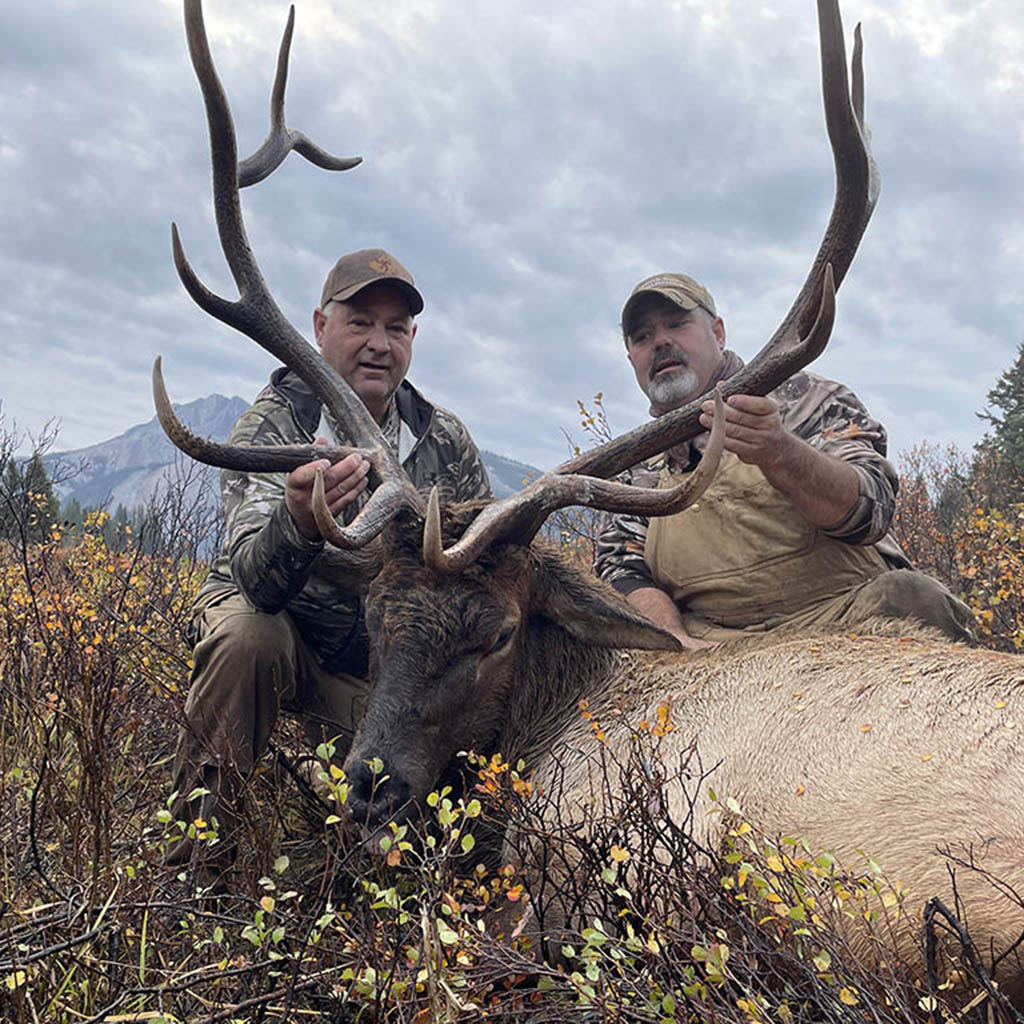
679, 568, 976, 645
165, 592, 370, 870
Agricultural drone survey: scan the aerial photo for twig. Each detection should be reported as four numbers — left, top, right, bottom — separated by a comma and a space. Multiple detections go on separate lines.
923, 897, 1024, 1024
0, 919, 114, 971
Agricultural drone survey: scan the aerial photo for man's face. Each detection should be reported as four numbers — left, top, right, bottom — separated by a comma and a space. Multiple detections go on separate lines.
625, 294, 725, 413
313, 283, 416, 423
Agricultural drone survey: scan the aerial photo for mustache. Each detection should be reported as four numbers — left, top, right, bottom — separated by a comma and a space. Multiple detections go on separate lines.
649, 346, 690, 380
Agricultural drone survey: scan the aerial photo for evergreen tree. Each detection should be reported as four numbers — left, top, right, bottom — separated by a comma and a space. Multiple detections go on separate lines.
22, 453, 59, 542
978, 340, 1024, 470
62, 496, 83, 528
0, 460, 23, 540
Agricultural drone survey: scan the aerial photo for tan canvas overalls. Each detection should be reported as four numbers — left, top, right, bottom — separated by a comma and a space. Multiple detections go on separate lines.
645, 451, 917, 642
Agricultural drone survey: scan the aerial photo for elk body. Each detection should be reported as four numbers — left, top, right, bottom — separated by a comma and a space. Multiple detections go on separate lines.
154, 0, 1024, 1002
346, 507, 1024, 999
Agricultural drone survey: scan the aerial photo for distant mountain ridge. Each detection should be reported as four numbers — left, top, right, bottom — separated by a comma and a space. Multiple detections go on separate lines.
44, 394, 540, 512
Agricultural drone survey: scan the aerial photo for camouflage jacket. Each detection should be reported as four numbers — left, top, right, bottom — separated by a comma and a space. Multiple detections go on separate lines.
196, 370, 491, 674
594, 358, 911, 596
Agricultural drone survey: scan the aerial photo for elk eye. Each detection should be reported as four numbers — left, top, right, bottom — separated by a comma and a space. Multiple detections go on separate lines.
490, 625, 516, 653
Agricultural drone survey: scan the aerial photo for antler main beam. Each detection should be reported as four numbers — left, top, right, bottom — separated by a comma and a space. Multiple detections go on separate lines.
420, 0, 874, 570
156, 1, 427, 534
556, 0, 873, 482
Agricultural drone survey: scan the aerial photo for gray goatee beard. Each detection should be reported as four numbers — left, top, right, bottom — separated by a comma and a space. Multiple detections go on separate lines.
648, 366, 699, 410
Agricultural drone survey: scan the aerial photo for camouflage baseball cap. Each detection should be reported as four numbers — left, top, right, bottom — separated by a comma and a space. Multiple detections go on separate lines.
319, 248, 424, 315
620, 272, 717, 339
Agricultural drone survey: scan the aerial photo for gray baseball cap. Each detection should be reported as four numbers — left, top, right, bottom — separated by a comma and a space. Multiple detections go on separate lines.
621, 272, 717, 339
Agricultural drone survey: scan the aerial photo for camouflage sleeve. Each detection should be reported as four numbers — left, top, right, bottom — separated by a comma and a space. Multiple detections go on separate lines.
222, 465, 325, 613
777, 372, 899, 546
214, 399, 327, 613
593, 462, 659, 595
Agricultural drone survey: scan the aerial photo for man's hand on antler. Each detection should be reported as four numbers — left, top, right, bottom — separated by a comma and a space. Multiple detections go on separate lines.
699, 393, 860, 529
699, 394, 787, 470
285, 439, 370, 540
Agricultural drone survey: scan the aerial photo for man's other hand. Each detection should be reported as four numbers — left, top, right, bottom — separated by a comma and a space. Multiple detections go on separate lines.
285, 439, 370, 540
699, 393, 787, 470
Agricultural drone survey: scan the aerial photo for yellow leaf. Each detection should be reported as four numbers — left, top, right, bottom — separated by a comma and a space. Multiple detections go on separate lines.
860, 724, 872, 734
839, 987, 859, 1006
921, 753, 932, 763
260, 896, 275, 913
610, 844, 630, 863
995, 699, 1008, 709
766, 855, 784, 873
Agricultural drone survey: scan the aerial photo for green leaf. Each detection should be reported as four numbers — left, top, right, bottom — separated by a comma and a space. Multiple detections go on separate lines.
273, 855, 289, 875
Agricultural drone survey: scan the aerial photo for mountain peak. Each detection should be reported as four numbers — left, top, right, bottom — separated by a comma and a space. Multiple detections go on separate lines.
42, 394, 538, 511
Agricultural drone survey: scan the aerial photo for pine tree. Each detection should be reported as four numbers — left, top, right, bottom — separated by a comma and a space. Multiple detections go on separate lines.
22, 453, 59, 542
62, 496, 83, 528
0, 460, 23, 540
978, 340, 1024, 470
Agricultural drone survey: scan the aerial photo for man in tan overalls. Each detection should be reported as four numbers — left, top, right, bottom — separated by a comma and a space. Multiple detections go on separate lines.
595, 272, 975, 648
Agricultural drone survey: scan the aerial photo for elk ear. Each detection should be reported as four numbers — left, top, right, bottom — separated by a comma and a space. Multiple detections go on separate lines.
529, 550, 681, 652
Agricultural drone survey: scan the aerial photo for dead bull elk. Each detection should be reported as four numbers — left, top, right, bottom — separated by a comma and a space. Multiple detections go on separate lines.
155, 0, 1024, 1002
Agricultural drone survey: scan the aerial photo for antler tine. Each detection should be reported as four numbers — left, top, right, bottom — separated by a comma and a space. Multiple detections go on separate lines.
152, 355, 372, 471
312, 470, 417, 550
423, 388, 729, 573
238, 5, 363, 187
160, 0, 425, 547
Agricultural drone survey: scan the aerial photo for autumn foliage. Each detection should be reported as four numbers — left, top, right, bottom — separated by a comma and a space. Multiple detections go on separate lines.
894, 441, 1024, 650
0, 420, 1021, 1022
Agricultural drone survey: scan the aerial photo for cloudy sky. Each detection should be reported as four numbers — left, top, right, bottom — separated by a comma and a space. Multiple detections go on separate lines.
2, 0, 1023, 474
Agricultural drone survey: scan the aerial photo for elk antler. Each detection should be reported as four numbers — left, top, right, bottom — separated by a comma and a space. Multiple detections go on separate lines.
238, 5, 363, 187
424, 387, 729, 571
421, 0, 872, 572
155, 0, 426, 547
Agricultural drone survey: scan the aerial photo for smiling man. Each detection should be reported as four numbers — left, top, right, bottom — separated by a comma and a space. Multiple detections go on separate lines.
595, 272, 974, 649
167, 249, 490, 884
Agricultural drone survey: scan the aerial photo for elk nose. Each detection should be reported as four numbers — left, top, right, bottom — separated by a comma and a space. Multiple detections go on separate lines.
345, 760, 412, 828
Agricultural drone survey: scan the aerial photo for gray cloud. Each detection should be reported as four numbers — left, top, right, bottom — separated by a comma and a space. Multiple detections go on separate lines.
2, 0, 1022, 479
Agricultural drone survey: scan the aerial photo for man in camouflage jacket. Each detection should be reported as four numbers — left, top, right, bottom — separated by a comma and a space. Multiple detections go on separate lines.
167, 249, 490, 878
595, 272, 974, 650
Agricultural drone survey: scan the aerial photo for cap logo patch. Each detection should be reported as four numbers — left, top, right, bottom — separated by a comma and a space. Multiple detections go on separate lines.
369, 254, 397, 275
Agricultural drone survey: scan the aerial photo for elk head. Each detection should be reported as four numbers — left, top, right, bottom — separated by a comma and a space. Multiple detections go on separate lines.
156, 1, 877, 832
